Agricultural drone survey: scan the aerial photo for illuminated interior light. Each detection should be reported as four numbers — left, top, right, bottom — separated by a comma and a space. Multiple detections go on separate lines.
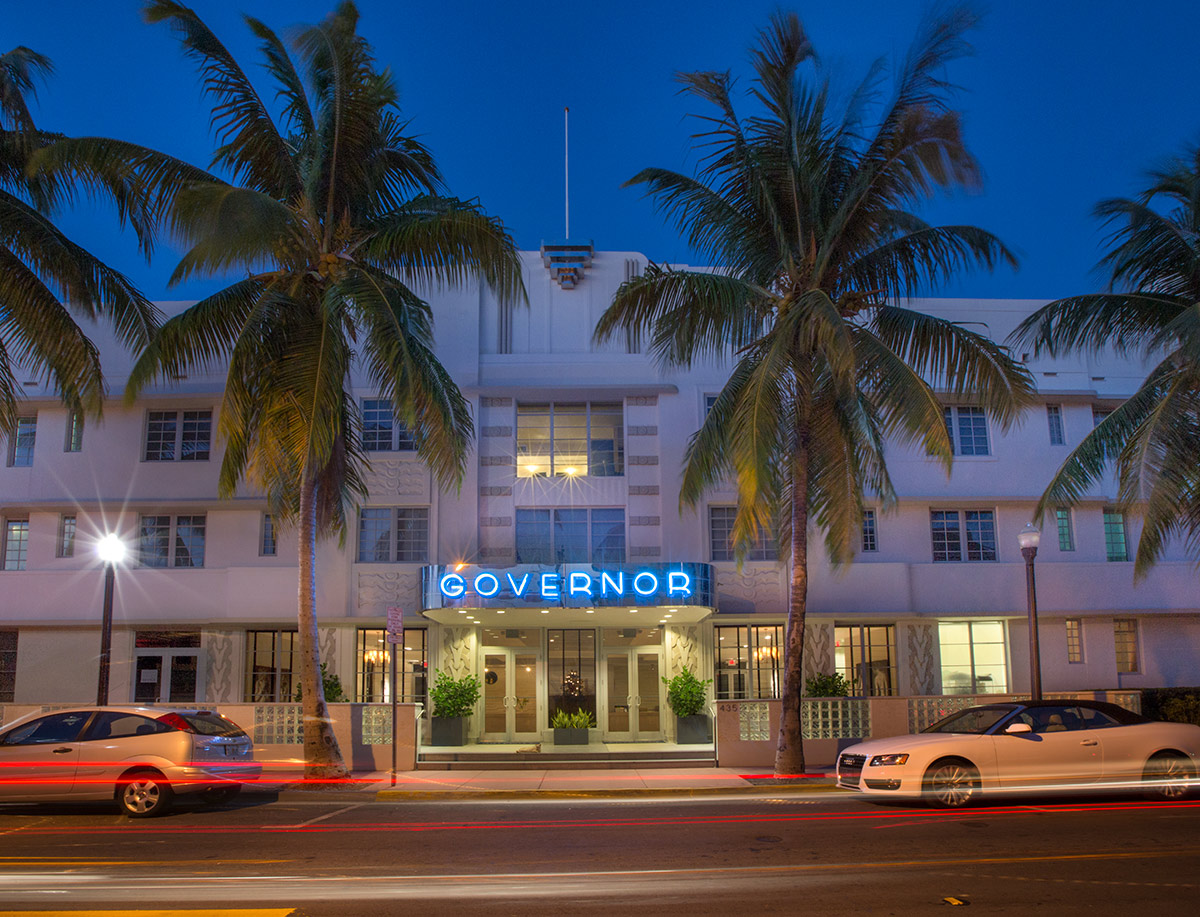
525, 464, 540, 474
564, 466, 578, 475
629, 609, 638, 614
585, 609, 594, 614
541, 609, 550, 614
496, 610, 505, 615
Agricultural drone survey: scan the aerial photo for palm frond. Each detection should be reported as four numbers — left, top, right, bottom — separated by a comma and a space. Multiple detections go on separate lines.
1010, 293, 1185, 357
0, 45, 53, 131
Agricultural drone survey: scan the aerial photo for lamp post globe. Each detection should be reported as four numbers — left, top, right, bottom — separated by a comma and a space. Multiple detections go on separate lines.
96, 532, 127, 565
96, 533, 126, 705
1018, 522, 1042, 701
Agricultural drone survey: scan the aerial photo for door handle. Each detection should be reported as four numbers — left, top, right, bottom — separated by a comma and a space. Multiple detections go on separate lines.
1080, 739, 1099, 747
51, 747, 73, 755
503, 696, 511, 708
627, 695, 633, 708
635, 695, 642, 707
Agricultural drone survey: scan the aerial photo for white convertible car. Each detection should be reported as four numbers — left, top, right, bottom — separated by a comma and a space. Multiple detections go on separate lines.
836, 700, 1200, 807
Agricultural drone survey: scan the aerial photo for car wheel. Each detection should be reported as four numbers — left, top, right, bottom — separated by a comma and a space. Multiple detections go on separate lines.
117, 769, 174, 818
924, 759, 980, 808
204, 785, 242, 805
1143, 753, 1195, 801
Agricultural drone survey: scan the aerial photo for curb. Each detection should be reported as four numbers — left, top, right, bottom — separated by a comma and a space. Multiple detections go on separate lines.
374, 782, 845, 801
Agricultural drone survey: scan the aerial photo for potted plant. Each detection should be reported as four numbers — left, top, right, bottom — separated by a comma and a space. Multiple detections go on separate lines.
551, 709, 595, 745
429, 669, 481, 746
663, 666, 713, 744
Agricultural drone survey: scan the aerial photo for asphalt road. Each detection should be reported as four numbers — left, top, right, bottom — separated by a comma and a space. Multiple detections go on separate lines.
1, 788, 1198, 915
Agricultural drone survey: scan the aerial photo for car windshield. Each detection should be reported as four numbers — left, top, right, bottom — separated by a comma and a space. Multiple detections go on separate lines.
923, 705, 1015, 734
178, 712, 247, 737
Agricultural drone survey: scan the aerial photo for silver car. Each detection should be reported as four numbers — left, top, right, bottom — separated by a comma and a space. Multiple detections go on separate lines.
0, 706, 261, 817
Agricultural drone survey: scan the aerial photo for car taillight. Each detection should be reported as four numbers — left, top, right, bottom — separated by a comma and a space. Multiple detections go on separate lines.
156, 713, 196, 733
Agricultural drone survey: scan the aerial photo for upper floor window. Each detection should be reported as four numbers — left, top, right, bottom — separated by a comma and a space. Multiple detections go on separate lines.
57, 515, 77, 558
861, 510, 878, 553
357, 507, 429, 563
144, 410, 211, 461
1113, 618, 1138, 673
6, 416, 36, 467
260, 513, 277, 557
65, 412, 84, 452
1046, 404, 1065, 445
515, 508, 626, 564
1103, 508, 1128, 562
1092, 407, 1112, 428
139, 514, 206, 567
517, 402, 624, 477
361, 398, 416, 452
943, 406, 990, 456
709, 506, 776, 562
1055, 507, 1075, 552
2, 519, 29, 570
931, 509, 996, 562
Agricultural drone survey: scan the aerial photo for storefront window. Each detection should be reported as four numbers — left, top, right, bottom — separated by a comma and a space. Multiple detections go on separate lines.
834, 625, 897, 696
356, 628, 427, 702
547, 629, 597, 725
244, 630, 296, 701
714, 625, 783, 699
938, 621, 1008, 694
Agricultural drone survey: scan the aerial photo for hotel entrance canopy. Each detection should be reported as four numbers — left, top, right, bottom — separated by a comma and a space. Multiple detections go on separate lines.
419, 562, 715, 627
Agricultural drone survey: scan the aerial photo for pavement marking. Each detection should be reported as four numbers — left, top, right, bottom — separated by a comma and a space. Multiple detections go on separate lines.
0, 817, 50, 837
283, 802, 364, 828
954, 872, 1199, 890
0, 858, 291, 868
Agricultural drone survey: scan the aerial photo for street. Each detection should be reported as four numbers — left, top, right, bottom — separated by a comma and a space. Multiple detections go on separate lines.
1, 789, 1198, 914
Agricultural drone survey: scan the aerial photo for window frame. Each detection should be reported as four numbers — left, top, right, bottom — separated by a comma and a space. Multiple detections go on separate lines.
0, 629, 16, 702
361, 397, 417, 452
1113, 618, 1138, 673
834, 624, 898, 696
244, 629, 298, 702
355, 627, 428, 702
930, 509, 997, 562
65, 412, 84, 452
709, 506, 776, 562
516, 401, 625, 478
356, 507, 430, 564
137, 513, 206, 568
943, 405, 991, 456
1045, 404, 1065, 445
938, 620, 1009, 694
7, 415, 36, 467
1055, 507, 1075, 552
57, 514, 77, 558
1103, 508, 1129, 562
260, 513, 277, 557
714, 625, 785, 700
2, 518, 29, 571
515, 507, 627, 564
143, 409, 212, 462
861, 509, 878, 553
1065, 618, 1083, 664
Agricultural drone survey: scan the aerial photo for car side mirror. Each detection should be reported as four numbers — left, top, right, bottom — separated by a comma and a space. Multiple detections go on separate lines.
1004, 722, 1032, 735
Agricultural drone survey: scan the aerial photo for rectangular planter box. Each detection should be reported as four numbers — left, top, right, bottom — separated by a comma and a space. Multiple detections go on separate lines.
430, 716, 468, 746
676, 714, 712, 744
553, 727, 589, 745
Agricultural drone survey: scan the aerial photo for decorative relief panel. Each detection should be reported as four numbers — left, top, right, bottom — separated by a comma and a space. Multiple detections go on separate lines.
802, 621, 833, 682
716, 566, 782, 600
479, 516, 512, 527
203, 631, 236, 703
628, 455, 659, 466
441, 627, 475, 678
628, 396, 658, 406
481, 397, 512, 407
318, 627, 338, 679
628, 485, 660, 496
906, 623, 937, 695
481, 426, 513, 437
666, 625, 701, 678
627, 425, 658, 436
629, 516, 660, 527
629, 546, 661, 557
357, 572, 421, 611
361, 459, 429, 498
480, 486, 513, 497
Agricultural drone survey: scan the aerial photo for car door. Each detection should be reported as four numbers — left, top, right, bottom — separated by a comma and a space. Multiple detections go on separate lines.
73, 711, 177, 800
992, 704, 1103, 789
0, 711, 93, 800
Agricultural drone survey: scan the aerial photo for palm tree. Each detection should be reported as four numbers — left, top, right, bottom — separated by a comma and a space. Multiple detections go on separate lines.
595, 9, 1034, 777
40, 1, 524, 777
1012, 144, 1200, 577
0, 44, 157, 440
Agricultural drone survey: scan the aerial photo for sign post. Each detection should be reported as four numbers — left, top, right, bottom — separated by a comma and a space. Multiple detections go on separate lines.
385, 606, 404, 787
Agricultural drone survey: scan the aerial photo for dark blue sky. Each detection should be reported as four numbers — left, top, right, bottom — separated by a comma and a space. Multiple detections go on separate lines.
8, 1, 1200, 301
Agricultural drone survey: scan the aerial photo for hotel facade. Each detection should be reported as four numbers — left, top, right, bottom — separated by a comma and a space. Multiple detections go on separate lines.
2, 248, 1198, 745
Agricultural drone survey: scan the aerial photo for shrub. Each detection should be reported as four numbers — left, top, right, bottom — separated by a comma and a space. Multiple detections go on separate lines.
1142, 687, 1200, 724
804, 672, 851, 697
429, 670, 482, 719
293, 663, 347, 702
551, 709, 596, 729
662, 666, 712, 717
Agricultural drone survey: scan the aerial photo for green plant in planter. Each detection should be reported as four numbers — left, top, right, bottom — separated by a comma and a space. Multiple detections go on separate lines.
294, 663, 346, 702
551, 709, 596, 729
662, 667, 712, 717
429, 670, 482, 718
804, 672, 851, 697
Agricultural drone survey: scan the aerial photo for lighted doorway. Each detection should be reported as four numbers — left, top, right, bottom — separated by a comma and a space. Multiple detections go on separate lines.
600, 628, 663, 741
480, 629, 541, 742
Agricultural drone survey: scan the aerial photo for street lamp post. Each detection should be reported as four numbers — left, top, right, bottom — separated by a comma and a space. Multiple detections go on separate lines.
96, 533, 126, 706
1017, 523, 1042, 701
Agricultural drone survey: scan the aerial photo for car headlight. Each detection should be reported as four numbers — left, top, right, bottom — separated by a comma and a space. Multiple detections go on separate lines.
868, 754, 910, 767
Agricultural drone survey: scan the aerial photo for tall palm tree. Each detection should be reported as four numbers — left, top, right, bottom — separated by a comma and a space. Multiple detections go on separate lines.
1012, 145, 1200, 576
40, 1, 524, 777
0, 45, 157, 439
595, 9, 1034, 776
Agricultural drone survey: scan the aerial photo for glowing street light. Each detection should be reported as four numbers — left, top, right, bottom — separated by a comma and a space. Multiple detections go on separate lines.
1017, 522, 1043, 701
96, 533, 127, 705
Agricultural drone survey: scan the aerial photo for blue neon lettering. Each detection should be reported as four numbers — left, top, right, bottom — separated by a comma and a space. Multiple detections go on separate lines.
439, 573, 466, 598
667, 571, 691, 596
632, 571, 658, 596
568, 571, 594, 597
600, 571, 624, 596
540, 573, 560, 599
506, 572, 530, 597
474, 572, 500, 597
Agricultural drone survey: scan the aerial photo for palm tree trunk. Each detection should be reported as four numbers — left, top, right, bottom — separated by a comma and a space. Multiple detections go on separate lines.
298, 475, 349, 779
774, 397, 810, 777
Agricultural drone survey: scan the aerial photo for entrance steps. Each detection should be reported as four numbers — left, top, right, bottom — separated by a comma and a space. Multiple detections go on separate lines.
416, 743, 717, 770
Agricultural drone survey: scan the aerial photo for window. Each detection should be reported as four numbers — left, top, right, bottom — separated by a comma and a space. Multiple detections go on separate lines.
1055, 508, 1075, 552
2, 519, 29, 571
260, 514, 277, 557
1103, 508, 1128, 562
715, 625, 784, 699
515, 508, 625, 563
7, 416, 36, 467
1066, 618, 1083, 663
548, 629, 597, 726
943, 406, 990, 456
704, 394, 719, 416
1114, 618, 1138, 673
939, 620, 1008, 694
834, 625, 896, 695
861, 510, 878, 553
138, 514, 206, 567
1046, 404, 1065, 445
0, 629, 16, 702
57, 515, 76, 558
517, 402, 624, 477
245, 630, 297, 701
65, 412, 84, 452
931, 510, 996, 562
361, 398, 416, 452
356, 628, 427, 702
709, 506, 775, 562
144, 410, 211, 461
1092, 407, 1112, 428
357, 507, 429, 563
2, 711, 90, 745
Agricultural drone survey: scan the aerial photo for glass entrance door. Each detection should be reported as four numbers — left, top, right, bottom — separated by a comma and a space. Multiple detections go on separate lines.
133, 653, 200, 703
481, 647, 541, 742
602, 645, 663, 741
